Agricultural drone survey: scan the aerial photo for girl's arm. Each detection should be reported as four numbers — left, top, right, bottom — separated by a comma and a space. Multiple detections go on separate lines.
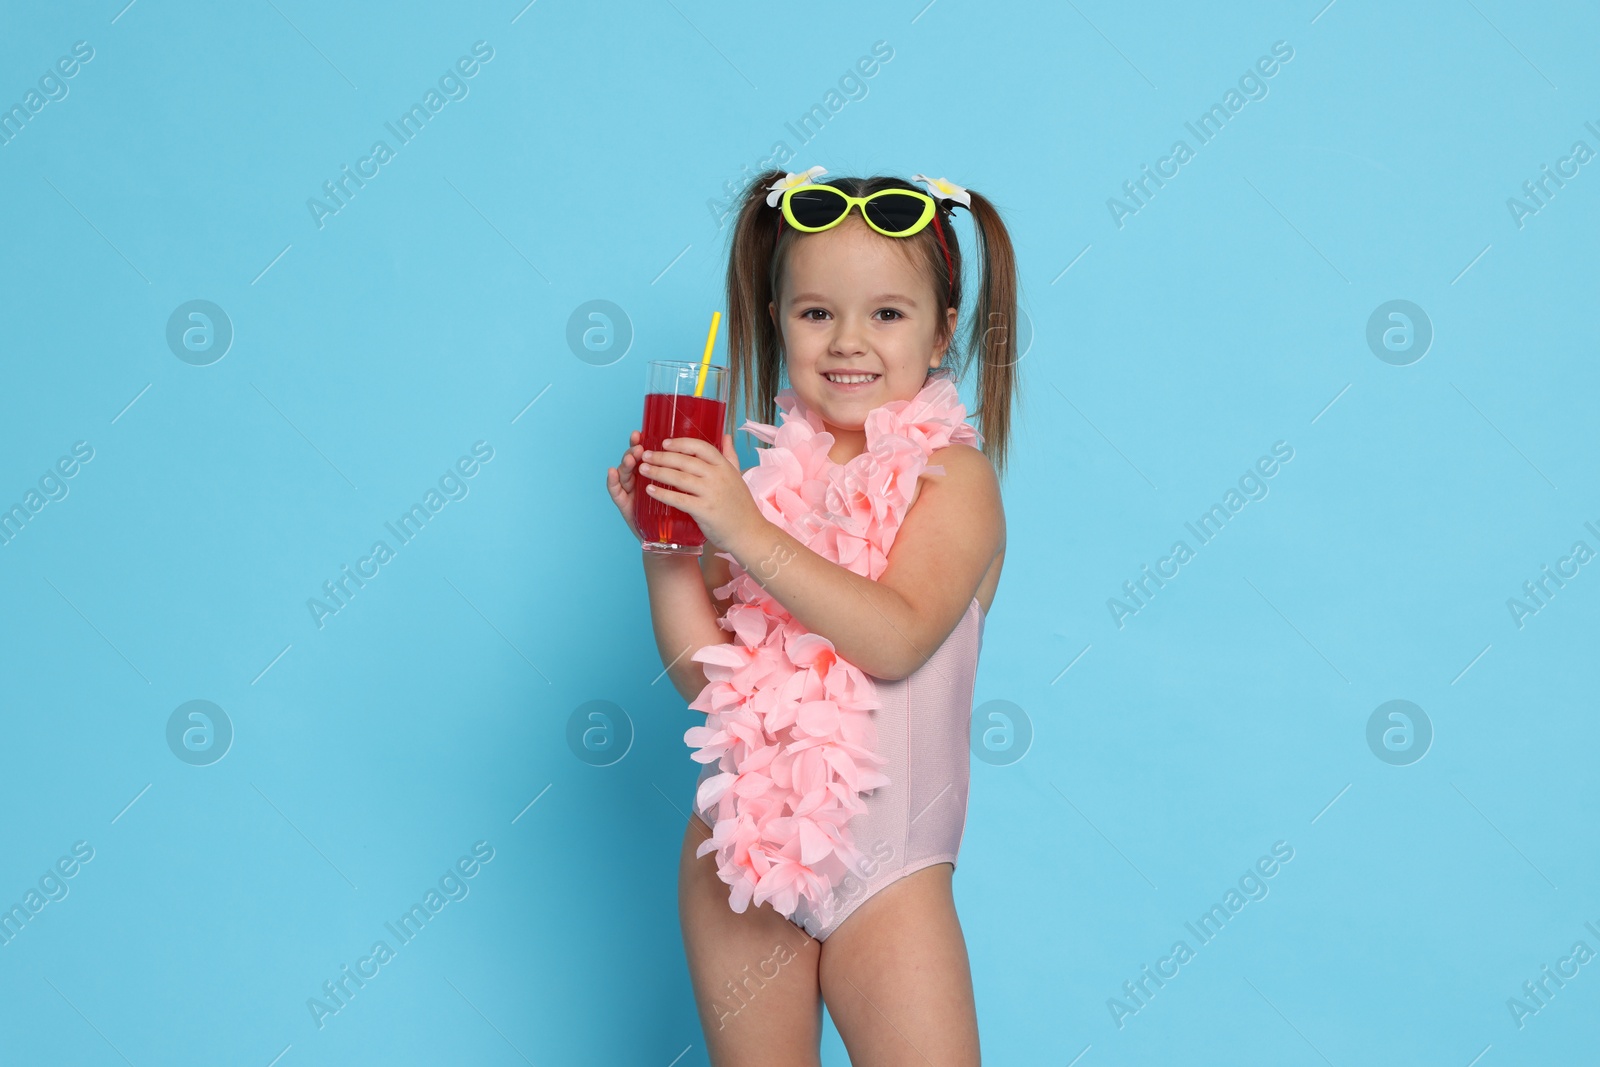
718, 443, 1003, 682
611, 429, 734, 702
699, 535, 734, 607
642, 549, 734, 703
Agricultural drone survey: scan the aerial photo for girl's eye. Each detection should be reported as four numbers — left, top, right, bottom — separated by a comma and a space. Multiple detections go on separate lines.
801, 308, 829, 321
876, 308, 903, 321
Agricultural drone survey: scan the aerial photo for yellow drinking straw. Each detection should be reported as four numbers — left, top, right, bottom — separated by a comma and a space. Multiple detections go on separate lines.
694, 311, 721, 397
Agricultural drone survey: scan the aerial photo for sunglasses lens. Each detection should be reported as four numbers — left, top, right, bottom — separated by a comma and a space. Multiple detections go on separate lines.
788, 187, 848, 229
864, 192, 928, 234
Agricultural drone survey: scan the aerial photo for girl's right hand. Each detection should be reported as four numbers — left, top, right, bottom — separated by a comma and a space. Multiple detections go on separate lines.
606, 429, 647, 543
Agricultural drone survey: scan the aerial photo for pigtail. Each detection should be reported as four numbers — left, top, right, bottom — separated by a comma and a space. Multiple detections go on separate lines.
961, 190, 1022, 479
724, 170, 788, 432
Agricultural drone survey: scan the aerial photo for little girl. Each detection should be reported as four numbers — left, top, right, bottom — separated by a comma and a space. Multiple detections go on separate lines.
607, 166, 1020, 1065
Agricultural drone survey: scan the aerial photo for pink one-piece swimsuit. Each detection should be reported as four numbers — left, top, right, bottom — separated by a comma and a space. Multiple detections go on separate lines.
694, 594, 986, 941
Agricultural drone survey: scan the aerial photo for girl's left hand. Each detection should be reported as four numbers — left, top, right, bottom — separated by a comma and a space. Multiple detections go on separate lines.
638, 433, 765, 549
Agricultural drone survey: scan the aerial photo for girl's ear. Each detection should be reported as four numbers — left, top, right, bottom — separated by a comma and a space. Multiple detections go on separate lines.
936, 305, 958, 359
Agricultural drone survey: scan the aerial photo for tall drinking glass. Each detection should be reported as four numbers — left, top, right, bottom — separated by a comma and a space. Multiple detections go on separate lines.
636, 360, 729, 555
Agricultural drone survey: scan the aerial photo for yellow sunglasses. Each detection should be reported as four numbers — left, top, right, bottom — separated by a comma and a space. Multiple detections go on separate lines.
778, 183, 939, 237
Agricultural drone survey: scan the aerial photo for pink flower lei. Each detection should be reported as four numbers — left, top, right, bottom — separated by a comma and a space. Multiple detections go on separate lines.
684, 367, 983, 927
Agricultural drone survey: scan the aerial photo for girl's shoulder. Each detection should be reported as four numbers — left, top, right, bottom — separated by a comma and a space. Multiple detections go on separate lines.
925, 440, 997, 484
916, 441, 1003, 518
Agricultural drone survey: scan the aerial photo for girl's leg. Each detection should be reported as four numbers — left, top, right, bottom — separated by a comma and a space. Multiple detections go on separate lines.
677, 815, 824, 1066
817, 862, 981, 1065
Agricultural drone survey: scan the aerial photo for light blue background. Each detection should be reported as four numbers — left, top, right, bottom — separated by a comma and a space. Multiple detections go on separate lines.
2, 0, 1597, 1063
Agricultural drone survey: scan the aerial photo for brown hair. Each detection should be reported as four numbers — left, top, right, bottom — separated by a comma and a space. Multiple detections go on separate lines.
722, 170, 1023, 478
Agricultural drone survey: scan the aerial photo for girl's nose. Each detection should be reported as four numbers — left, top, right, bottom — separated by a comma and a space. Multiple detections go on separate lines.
829, 320, 868, 356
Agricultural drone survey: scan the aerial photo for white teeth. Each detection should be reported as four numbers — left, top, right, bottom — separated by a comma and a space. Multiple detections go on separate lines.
825, 373, 879, 384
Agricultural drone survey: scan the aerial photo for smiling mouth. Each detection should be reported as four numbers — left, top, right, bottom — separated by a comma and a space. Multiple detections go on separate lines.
822, 372, 881, 386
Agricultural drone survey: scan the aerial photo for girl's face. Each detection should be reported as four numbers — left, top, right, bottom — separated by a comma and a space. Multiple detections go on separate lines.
770, 215, 957, 463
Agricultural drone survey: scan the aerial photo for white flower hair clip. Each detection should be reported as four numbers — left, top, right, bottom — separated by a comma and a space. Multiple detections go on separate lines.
911, 174, 972, 211
766, 166, 828, 207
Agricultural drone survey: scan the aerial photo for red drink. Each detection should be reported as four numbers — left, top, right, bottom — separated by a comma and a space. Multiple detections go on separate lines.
636, 362, 729, 554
